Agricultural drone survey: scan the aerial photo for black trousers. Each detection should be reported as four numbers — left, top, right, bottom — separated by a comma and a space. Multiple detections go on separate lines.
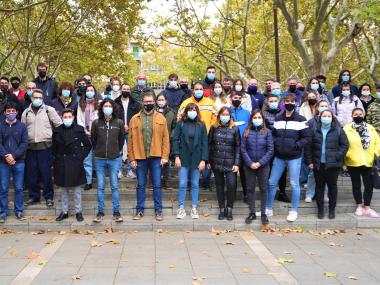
239, 159, 247, 197
313, 165, 340, 209
347, 166, 373, 206
214, 170, 237, 208
244, 164, 270, 214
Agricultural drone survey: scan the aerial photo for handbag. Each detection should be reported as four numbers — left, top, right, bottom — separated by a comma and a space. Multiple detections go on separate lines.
372, 155, 380, 189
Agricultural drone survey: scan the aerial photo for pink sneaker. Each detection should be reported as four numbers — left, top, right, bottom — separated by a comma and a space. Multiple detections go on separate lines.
354, 207, 364, 216
364, 208, 379, 218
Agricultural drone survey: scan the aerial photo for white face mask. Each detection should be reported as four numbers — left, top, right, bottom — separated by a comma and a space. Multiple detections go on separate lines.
112, 85, 120, 92
361, 90, 370, 96
235, 85, 243, 92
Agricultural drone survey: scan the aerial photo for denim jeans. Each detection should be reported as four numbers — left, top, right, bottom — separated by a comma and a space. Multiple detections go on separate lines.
136, 157, 162, 212
84, 149, 93, 184
0, 162, 25, 216
267, 157, 302, 211
178, 166, 200, 208
94, 157, 122, 213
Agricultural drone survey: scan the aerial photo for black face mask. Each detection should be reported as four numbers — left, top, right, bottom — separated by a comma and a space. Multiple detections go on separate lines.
285, 103, 296, 111
223, 86, 232, 92
308, 99, 317, 106
38, 71, 47, 78
143, 103, 155, 112
297, 87, 305, 92
78, 85, 86, 94
0, 84, 8, 91
11, 82, 20, 89
353, 116, 364, 124
289, 85, 297, 92
180, 84, 188, 90
232, 99, 241, 107
122, 91, 130, 98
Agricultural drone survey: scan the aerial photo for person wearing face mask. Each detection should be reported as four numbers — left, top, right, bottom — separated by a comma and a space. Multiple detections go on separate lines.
241, 110, 274, 226
228, 79, 252, 112
332, 83, 363, 127
159, 74, 186, 114
247, 78, 265, 110
343, 108, 380, 218
358, 83, 374, 115
332, 69, 360, 98
128, 92, 170, 222
21, 89, 62, 208
155, 93, 176, 188
52, 109, 91, 222
366, 83, 380, 136
115, 83, 141, 179
0, 76, 23, 118
210, 81, 230, 109
307, 77, 333, 105
130, 73, 155, 103
201, 66, 217, 97
32, 63, 57, 106
179, 78, 192, 100
74, 78, 88, 102
305, 110, 348, 220
91, 99, 125, 223
23, 82, 36, 111
77, 85, 101, 190
283, 77, 303, 107
102, 77, 122, 100
172, 103, 208, 219
208, 107, 240, 221
222, 77, 234, 97
0, 102, 28, 223
299, 91, 318, 121
9, 77, 26, 100
263, 78, 275, 98
51, 82, 78, 117
266, 94, 310, 222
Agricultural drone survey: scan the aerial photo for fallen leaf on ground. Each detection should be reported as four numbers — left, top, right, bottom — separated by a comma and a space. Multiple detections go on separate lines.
295, 226, 304, 233
178, 240, 185, 244
157, 229, 164, 234
203, 213, 210, 218
308, 252, 316, 256
105, 227, 113, 233
283, 251, 292, 254
9, 248, 18, 257
242, 268, 252, 273
31, 230, 45, 235
348, 275, 358, 280
45, 237, 58, 245
84, 230, 95, 235
26, 252, 39, 259
329, 242, 344, 247
224, 241, 235, 245
91, 240, 102, 247
0, 229, 16, 234
276, 258, 295, 265
71, 229, 81, 234
58, 231, 66, 235
373, 229, 380, 234
185, 230, 192, 234
168, 264, 176, 269
324, 272, 337, 278
38, 260, 48, 266
71, 274, 81, 280
106, 239, 119, 245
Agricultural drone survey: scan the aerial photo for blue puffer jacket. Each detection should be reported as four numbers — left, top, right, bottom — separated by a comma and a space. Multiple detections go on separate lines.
161, 87, 187, 113
241, 127, 274, 167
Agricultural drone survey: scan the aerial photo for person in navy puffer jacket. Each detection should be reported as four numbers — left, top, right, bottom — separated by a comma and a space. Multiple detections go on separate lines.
241, 110, 274, 226
160, 73, 187, 114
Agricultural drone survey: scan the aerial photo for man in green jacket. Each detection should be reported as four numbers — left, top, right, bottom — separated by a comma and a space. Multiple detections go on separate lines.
130, 73, 155, 103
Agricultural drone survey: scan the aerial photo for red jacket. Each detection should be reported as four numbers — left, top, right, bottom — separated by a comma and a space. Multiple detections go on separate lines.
9, 88, 26, 100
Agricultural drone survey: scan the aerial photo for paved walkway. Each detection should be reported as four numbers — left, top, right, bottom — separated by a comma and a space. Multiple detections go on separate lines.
1, 228, 380, 285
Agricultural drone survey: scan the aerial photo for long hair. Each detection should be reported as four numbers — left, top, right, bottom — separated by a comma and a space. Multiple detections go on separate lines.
337, 69, 351, 84
319, 109, 341, 128
79, 84, 101, 112
243, 109, 267, 137
98, 98, 119, 120
210, 81, 227, 104
339, 83, 354, 104
215, 106, 234, 128
179, 103, 202, 123
315, 99, 329, 116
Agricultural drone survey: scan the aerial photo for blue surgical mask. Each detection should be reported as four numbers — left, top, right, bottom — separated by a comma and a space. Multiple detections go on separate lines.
193, 90, 203, 99
138, 80, 146, 87
103, 107, 113, 116
32, 98, 43, 107
318, 106, 328, 113
6, 113, 17, 121
168, 81, 177, 88
26, 90, 33, 97
63, 118, 73, 127
321, 117, 332, 126
252, 119, 263, 127
220, 115, 230, 124
207, 73, 215, 81
342, 75, 350, 82
271, 89, 281, 96
319, 82, 326, 89
342, 90, 350, 97
62, 90, 71, 98
268, 102, 278, 110
187, 110, 197, 120
310, 83, 319, 91
214, 88, 222, 95
86, 91, 95, 99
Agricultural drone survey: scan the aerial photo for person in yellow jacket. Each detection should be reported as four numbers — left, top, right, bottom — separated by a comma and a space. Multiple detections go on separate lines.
177, 82, 219, 133
343, 108, 380, 218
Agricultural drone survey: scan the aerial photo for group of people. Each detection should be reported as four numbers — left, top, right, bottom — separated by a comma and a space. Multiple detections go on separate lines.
0, 64, 379, 226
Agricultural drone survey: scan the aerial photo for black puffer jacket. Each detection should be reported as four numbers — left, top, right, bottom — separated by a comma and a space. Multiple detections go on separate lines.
305, 121, 349, 169
208, 125, 241, 172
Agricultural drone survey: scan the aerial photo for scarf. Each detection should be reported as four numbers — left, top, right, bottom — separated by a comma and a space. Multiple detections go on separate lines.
352, 122, 371, 149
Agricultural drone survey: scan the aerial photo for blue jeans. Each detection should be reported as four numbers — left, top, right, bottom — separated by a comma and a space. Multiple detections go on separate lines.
267, 157, 302, 211
178, 166, 200, 208
136, 158, 162, 212
84, 149, 93, 184
0, 162, 25, 216
94, 157, 122, 213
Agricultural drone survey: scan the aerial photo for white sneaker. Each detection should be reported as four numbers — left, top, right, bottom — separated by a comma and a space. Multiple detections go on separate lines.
191, 208, 199, 219
118, 170, 123, 179
324, 196, 329, 203
127, 170, 136, 179
305, 196, 312, 203
303, 184, 308, 189
257, 209, 273, 217
287, 211, 298, 222
176, 208, 186, 219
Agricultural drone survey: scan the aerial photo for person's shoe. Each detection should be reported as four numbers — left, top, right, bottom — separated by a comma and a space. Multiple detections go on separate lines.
113, 212, 123, 222
286, 211, 298, 222
133, 211, 144, 220
277, 191, 291, 203
84, 184, 92, 191
261, 214, 269, 225
328, 208, 335, 220
355, 206, 364, 217
15, 212, 25, 220
93, 212, 104, 223
218, 208, 225, 220
46, 200, 54, 208
226, 207, 233, 221
26, 199, 39, 206
324, 195, 329, 203
56, 212, 68, 221
317, 209, 324, 220
176, 208, 186, 219
0, 215, 6, 223
305, 196, 312, 203
256, 209, 273, 217
76, 212, 84, 222
118, 170, 123, 179
245, 213, 256, 224
303, 184, 308, 190
191, 208, 199, 219
127, 170, 136, 179
155, 211, 163, 221
364, 208, 379, 218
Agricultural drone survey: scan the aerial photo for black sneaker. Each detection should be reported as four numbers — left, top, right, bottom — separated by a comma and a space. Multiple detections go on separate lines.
46, 200, 54, 208
277, 191, 291, 203
245, 213, 256, 224
113, 212, 123, 223
84, 184, 92, 191
76, 212, 84, 222
93, 212, 104, 223
0, 215, 6, 223
261, 214, 269, 225
218, 208, 225, 220
26, 199, 40, 206
56, 212, 68, 221
15, 212, 25, 220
